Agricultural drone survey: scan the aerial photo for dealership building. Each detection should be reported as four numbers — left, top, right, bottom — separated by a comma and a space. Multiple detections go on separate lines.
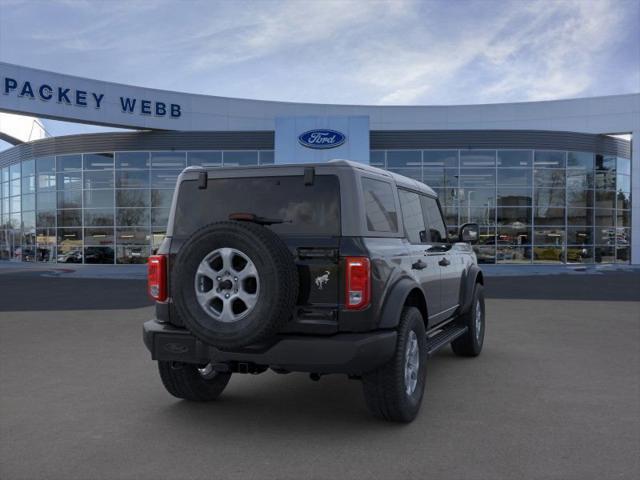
0, 62, 638, 265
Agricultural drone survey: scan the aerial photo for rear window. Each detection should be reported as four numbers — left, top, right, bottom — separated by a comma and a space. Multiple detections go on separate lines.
174, 175, 340, 236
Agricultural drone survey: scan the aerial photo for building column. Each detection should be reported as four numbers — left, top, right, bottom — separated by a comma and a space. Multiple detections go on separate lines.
632, 129, 639, 265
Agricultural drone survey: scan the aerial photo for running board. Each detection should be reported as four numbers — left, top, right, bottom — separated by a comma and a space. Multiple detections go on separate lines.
425, 325, 468, 357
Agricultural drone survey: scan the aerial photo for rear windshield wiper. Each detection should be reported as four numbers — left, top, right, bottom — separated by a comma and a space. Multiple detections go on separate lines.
229, 212, 291, 226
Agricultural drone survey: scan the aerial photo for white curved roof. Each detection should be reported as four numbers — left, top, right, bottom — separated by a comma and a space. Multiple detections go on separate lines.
1, 62, 638, 135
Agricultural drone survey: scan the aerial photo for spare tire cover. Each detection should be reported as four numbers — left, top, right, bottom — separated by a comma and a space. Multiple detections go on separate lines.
172, 221, 299, 349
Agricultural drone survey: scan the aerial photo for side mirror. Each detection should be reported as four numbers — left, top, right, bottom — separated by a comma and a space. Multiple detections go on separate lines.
459, 223, 480, 244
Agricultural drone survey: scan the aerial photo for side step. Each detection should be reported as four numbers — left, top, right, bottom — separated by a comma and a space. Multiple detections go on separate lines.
425, 325, 468, 357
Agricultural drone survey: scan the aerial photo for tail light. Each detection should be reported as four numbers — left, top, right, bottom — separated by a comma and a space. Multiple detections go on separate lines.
148, 255, 167, 301
345, 257, 370, 310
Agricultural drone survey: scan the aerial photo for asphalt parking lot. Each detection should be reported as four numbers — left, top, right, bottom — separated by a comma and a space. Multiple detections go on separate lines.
1, 270, 639, 480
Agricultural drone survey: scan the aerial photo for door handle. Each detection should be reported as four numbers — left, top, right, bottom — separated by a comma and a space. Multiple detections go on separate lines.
412, 260, 427, 270
438, 257, 450, 267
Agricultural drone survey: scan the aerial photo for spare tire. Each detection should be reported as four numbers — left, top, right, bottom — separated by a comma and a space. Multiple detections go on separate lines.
172, 221, 299, 350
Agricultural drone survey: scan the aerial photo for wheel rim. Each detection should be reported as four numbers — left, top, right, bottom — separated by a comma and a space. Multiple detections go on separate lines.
194, 247, 260, 323
197, 363, 216, 379
404, 330, 420, 396
474, 299, 482, 342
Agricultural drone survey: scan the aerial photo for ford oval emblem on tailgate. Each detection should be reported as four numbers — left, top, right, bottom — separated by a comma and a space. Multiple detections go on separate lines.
298, 129, 346, 149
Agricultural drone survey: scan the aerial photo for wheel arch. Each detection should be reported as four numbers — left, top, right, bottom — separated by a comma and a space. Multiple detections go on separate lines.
378, 278, 429, 329
459, 264, 483, 314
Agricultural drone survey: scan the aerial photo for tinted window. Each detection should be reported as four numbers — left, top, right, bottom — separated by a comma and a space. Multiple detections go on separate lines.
361, 178, 398, 233
398, 189, 426, 243
174, 175, 340, 237
421, 196, 447, 243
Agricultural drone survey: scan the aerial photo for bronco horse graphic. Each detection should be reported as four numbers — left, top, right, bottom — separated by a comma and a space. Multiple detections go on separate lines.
315, 271, 330, 290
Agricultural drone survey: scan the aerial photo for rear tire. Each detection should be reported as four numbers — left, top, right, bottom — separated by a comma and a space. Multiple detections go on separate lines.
362, 307, 427, 422
451, 283, 485, 357
158, 361, 231, 401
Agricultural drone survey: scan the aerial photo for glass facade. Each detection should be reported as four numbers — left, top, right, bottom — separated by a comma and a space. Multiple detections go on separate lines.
371, 149, 632, 264
0, 150, 274, 264
0, 147, 631, 265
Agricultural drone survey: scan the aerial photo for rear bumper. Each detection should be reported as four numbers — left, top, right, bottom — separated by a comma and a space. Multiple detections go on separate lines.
143, 319, 397, 375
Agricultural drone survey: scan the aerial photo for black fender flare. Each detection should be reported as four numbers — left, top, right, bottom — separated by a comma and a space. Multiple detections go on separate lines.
378, 277, 428, 329
458, 264, 484, 314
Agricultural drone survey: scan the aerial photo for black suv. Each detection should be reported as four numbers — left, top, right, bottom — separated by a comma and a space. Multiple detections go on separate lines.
143, 160, 485, 422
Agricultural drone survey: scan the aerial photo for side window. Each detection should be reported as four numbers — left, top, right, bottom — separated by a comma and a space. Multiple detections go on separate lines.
421, 196, 447, 243
361, 177, 398, 233
398, 189, 427, 244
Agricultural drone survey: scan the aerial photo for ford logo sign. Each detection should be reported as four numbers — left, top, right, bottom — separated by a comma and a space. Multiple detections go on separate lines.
298, 129, 346, 149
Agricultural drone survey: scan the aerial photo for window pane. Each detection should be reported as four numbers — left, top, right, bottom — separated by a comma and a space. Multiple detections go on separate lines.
116, 189, 149, 207
566, 188, 593, 208
116, 228, 150, 245
57, 228, 82, 246
57, 190, 82, 209
117, 208, 150, 226
534, 188, 565, 208
10, 178, 21, 196
83, 153, 114, 170
534, 227, 565, 245
595, 246, 615, 263
387, 167, 421, 181
460, 150, 495, 167
594, 226, 616, 245
84, 246, 114, 264
151, 208, 170, 227
497, 188, 532, 206
498, 150, 532, 168
616, 157, 630, 176
9, 163, 21, 180
116, 170, 149, 188
616, 174, 630, 194
151, 189, 174, 208
150, 151, 186, 169
458, 188, 496, 206
22, 211, 36, 231
22, 159, 35, 176
36, 211, 55, 227
187, 151, 222, 167
567, 246, 593, 264
534, 151, 565, 168
595, 155, 616, 172
57, 171, 82, 190
361, 178, 398, 233
57, 244, 83, 263
387, 150, 421, 168
595, 191, 616, 209
423, 150, 457, 168
259, 151, 274, 165
497, 169, 531, 186
10, 195, 21, 212
534, 206, 565, 225
37, 192, 56, 211
460, 206, 496, 226
37, 173, 56, 191
150, 170, 180, 188
497, 207, 531, 225
497, 224, 531, 245
533, 246, 564, 263
616, 191, 631, 210
370, 151, 385, 167
421, 196, 447, 242
567, 208, 593, 226
423, 168, 458, 189
115, 152, 149, 169
84, 190, 114, 209
84, 170, 114, 189
58, 209, 82, 227
566, 169, 593, 189
1, 167, 8, 183
594, 209, 615, 227
223, 151, 258, 166
567, 227, 593, 244
84, 209, 114, 226
497, 246, 531, 263
398, 190, 426, 243
116, 245, 150, 264
84, 228, 114, 245
57, 154, 82, 171
616, 210, 631, 227
459, 168, 495, 187
615, 246, 630, 264
36, 157, 55, 173
567, 151, 593, 169
534, 169, 565, 187
22, 193, 35, 211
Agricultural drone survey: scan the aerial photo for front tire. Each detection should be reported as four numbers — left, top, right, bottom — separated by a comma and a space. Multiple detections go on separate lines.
451, 283, 485, 357
158, 361, 231, 401
362, 307, 427, 422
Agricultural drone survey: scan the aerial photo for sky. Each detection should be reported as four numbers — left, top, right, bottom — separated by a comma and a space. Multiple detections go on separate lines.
0, 0, 639, 142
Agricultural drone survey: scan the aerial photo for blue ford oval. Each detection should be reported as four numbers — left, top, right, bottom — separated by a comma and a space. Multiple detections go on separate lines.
298, 129, 346, 149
